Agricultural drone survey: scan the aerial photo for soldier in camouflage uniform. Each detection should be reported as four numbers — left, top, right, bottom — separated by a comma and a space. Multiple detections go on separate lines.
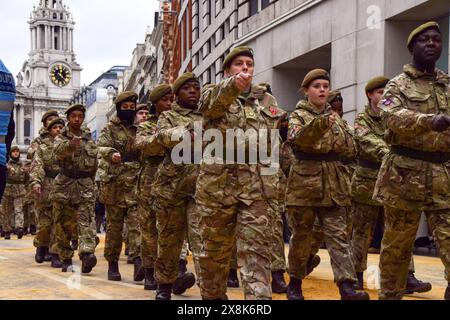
226, 87, 289, 295
350, 77, 431, 294
195, 47, 285, 300
135, 84, 172, 291
286, 69, 368, 300
51, 104, 98, 274
373, 22, 450, 300
97, 91, 144, 282
307, 91, 357, 276
1, 146, 27, 240
30, 117, 65, 268
28, 110, 72, 260
151, 73, 201, 300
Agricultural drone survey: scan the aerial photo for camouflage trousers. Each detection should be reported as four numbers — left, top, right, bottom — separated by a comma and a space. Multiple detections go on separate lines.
287, 206, 357, 284
1, 196, 24, 232
379, 206, 450, 300
23, 201, 36, 228
309, 205, 353, 258
197, 200, 272, 300
34, 205, 56, 253
104, 204, 141, 262
53, 201, 97, 260
229, 203, 286, 272
139, 201, 192, 270
153, 197, 201, 284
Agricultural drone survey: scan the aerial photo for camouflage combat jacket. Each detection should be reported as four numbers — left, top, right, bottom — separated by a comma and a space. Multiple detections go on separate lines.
29, 135, 60, 207
196, 78, 285, 207
50, 126, 98, 205
286, 100, 357, 207
374, 64, 450, 211
97, 116, 140, 207
152, 103, 203, 205
28, 127, 52, 161
351, 105, 389, 206
4, 158, 28, 197
135, 114, 166, 207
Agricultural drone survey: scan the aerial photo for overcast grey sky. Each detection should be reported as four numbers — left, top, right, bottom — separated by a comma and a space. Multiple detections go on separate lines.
0, 0, 159, 86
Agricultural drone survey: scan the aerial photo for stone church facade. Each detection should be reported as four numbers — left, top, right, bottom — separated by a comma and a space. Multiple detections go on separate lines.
14, 0, 81, 147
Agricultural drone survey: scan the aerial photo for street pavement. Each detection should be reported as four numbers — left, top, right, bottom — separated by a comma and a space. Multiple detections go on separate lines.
0, 234, 447, 300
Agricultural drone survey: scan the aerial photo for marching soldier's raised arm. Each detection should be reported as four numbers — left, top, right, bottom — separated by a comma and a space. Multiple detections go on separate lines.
289, 110, 329, 148
198, 76, 241, 119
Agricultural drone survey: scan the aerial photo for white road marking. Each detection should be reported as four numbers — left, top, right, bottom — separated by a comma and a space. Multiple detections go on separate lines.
27, 268, 113, 300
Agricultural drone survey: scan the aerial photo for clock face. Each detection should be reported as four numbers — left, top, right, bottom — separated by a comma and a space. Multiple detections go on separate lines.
50, 64, 71, 87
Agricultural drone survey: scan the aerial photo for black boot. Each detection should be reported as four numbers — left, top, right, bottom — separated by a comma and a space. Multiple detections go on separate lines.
144, 268, 157, 291
51, 254, 63, 268
124, 247, 129, 256
172, 259, 196, 295
35, 246, 47, 264
227, 269, 240, 288
61, 259, 73, 272
30, 225, 37, 236
405, 272, 432, 294
4, 232, 11, 240
70, 240, 78, 251
272, 270, 288, 294
43, 246, 52, 262
23, 227, 29, 235
108, 261, 122, 281
306, 255, 321, 276
81, 253, 97, 274
155, 283, 173, 300
133, 257, 145, 282
339, 281, 370, 300
0, 226, 4, 238
127, 256, 134, 264
445, 284, 450, 300
287, 277, 304, 300
17, 228, 24, 239
355, 272, 364, 290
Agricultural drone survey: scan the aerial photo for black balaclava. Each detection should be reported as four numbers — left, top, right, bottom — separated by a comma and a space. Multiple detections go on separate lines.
116, 102, 136, 125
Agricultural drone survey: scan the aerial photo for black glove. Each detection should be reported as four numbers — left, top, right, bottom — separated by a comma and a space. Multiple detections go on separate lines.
431, 114, 450, 132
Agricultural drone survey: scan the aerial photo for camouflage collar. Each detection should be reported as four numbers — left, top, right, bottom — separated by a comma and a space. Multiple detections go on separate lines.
62, 126, 91, 140
111, 116, 137, 128
39, 127, 50, 138
364, 103, 380, 119
172, 102, 198, 115
9, 158, 20, 164
403, 64, 450, 85
296, 100, 326, 115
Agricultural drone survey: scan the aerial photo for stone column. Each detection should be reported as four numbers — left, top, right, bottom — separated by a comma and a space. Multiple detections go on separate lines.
17, 105, 24, 145
59, 28, 63, 50
33, 107, 41, 138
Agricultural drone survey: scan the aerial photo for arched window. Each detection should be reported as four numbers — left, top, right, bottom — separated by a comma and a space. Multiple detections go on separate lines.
24, 119, 31, 137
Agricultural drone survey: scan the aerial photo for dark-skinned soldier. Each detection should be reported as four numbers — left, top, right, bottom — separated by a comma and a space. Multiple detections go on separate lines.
373, 21, 450, 300
51, 104, 98, 274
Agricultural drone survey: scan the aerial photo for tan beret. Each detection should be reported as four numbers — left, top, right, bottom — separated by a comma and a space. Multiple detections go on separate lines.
328, 90, 342, 103
10, 145, 20, 152
46, 117, 65, 130
149, 84, 172, 103
41, 110, 59, 124
136, 104, 149, 112
65, 104, 86, 116
407, 21, 441, 48
114, 91, 138, 106
301, 69, 330, 88
172, 72, 199, 95
222, 46, 254, 71
365, 76, 389, 94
